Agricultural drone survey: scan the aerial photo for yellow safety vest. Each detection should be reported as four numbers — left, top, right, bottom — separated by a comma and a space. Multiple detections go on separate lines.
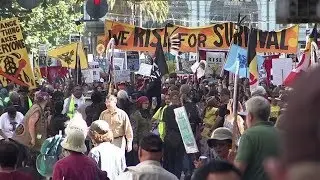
152, 105, 168, 141
28, 97, 33, 109
270, 105, 280, 119
67, 96, 75, 119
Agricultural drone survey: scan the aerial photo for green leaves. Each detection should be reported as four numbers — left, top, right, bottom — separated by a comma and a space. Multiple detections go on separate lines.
77, 0, 169, 23
5, 0, 83, 53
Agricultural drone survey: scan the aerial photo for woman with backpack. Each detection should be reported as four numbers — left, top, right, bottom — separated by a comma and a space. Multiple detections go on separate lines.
88, 120, 126, 180
53, 124, 108, 180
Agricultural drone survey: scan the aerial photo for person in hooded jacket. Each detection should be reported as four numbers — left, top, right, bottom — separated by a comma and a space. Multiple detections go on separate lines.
128, 96, 153, 166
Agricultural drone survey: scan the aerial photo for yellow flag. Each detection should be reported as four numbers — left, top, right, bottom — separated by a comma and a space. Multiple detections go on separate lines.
48, 43, 88, 69
0, 18, 36, 89
34, 65, 42, 83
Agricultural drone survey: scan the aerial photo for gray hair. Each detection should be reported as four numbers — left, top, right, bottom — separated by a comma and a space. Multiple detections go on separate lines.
246, 96, 270, 121
251, 86, 267, 97
117, 90, 128, 100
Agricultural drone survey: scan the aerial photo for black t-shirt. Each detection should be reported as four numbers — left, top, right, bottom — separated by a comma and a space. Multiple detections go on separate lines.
48, 114, 69, 137
184, 102, 201, 134
217, 104, 228, 127
163, 105, 183, 146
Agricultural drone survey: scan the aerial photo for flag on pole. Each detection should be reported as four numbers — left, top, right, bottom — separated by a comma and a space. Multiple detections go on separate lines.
48, 43, 88, 69
224, 44, 264, 78
152, 41, 168, 78
283, 24, 318, 86
247, 28, 259, 90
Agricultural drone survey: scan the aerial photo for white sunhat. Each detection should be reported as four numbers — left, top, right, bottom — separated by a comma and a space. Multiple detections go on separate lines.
61, 127, 87, 153
65, 113, 88, 137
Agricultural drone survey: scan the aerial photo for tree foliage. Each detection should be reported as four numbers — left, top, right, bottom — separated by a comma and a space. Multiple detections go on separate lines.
1, 0, 83, 53
78, 0, 169, 23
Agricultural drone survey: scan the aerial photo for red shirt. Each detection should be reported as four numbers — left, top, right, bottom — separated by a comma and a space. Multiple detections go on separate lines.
52, 152, 107, 180
0, 171, 33, 180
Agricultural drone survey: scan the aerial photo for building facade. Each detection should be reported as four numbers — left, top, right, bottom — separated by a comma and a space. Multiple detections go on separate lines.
83, 0, 308, 54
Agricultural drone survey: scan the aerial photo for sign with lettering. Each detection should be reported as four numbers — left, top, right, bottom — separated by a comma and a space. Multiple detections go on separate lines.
126, 51, 140, 71
166, 23, 299, 54
82, 61, 100, 83
0, 18, 36, 88
105, 20, 167, 51
174, 107, 199, 154
135, 63, 153, 76
114, 69, 130, 83
105, 20, 299, 54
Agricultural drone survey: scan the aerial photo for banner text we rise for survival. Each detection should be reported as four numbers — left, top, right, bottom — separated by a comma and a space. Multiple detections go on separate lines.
104, 20, 299, 54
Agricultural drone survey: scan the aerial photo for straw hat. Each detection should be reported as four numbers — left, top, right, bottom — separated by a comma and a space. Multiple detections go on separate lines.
65, 113, 88, 137
89, 120, 110, 134
61, 127, 87, 153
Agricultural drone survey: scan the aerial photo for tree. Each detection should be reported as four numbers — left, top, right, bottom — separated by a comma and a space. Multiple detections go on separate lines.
77, 0, 169, 23
2, 0, 83, 53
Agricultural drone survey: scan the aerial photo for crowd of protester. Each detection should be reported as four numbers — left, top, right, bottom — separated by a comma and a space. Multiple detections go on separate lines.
0, 69, 317, 180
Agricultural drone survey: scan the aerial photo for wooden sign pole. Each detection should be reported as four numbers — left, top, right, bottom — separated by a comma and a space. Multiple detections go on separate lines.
105, 38, 115, 96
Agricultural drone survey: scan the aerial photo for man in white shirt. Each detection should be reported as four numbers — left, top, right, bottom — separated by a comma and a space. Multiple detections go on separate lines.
0, 106, 24, 141
116, 134, 178, 180
62, 85, 85, 117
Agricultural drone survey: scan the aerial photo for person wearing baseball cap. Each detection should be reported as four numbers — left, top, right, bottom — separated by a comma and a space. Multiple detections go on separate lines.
116, 134, 178, 180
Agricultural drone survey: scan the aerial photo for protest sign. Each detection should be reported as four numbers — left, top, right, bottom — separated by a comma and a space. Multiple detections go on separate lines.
113, 51, 126, 70
105, 20, 299, 54
174, 107, 199, 154
272, 58, 293, 85
82, 61, 100, 83
113, 58, 125, 70
206, 51, 226, 76
0, 18, 36, 88
206, 51, 225, 65
48, 43, 88, 69
114, 69, 131, 83
82, 69, 94, 83
94, 56, 109, 73
126, 51, 140, 71
135, 63, 153, 76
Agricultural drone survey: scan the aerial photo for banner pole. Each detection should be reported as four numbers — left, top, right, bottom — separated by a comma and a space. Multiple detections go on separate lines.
231, 14, 247, 151
76, 43, 79, 85
105, 38, 115, 96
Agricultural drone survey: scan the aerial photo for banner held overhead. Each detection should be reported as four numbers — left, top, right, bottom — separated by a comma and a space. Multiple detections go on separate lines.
105, 20, 299, 54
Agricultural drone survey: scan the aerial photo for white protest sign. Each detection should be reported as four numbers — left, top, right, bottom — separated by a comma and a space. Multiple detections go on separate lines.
113, 58, 125, 70
206, 51, 225, 64
272, 58, 293, 85
83, 61, 101, 83
174, 107, 199, 154
135, 63, 153, 76
114, 70, 131, 83
191, 61, 199, 73
82, 69, 94, 83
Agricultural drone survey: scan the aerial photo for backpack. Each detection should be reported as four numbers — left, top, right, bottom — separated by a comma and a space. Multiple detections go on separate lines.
36, 134, 63, 177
